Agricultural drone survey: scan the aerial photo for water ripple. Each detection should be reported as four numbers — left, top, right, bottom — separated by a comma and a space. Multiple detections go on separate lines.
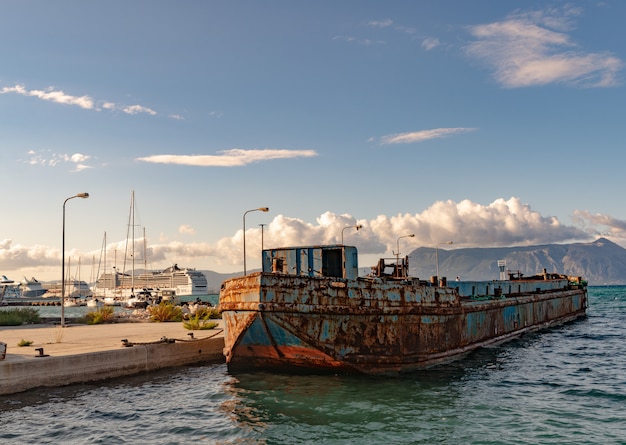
1, 288, 626, 444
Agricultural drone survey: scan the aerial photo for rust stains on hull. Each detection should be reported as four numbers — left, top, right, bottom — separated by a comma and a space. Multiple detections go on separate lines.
219, 245, 588, 375
220, 274, 587, 375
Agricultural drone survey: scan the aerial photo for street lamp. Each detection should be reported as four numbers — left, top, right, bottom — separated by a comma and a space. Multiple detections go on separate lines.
436, 241, 453, 281
341, 224, 363, 245
61, 192, 89, 327
393, 234, 415, 278
243, 207, 269, 275
259, 224, 266, 250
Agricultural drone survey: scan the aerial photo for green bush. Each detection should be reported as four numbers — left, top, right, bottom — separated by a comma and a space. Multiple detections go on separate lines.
183, 312, 218, 331
85, 306, 116, 325
194, 306, 222, 319
148, 302, 183, 322
18, 339, 34, 347
0, 308, 40, 326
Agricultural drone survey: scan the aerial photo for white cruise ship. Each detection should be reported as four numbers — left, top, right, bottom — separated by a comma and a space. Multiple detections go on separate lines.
20, 276, 47, 298
92, 264, 208, 298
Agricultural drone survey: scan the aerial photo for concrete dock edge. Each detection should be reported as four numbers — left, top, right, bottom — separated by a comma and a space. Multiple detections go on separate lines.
0, 323, 226, 395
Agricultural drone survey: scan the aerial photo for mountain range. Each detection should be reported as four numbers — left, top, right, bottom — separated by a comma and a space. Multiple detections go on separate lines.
406, 237, 626, 285
200, 238, 626, 290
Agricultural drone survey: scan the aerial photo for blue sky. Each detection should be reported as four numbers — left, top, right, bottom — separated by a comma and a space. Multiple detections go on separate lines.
1, 1, 625, 282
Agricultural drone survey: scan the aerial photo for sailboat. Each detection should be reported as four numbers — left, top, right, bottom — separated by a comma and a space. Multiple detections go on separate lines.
92, 191, 205, 301
63, 257, 91, 306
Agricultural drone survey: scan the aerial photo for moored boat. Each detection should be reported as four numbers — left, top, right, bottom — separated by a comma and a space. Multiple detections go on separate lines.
218, 244, 588, 375
92, 265, 208, 298
19, 276, 47, 298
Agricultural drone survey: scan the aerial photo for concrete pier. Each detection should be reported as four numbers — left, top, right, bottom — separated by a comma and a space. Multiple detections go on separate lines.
0, 321, 225, 395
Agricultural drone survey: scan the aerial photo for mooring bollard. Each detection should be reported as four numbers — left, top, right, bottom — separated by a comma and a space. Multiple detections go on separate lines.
34, 347, 49, 357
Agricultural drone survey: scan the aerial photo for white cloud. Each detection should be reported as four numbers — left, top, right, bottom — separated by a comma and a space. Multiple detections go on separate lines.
1, 84, 94, 109
1, 83, 159, 115
121, 104, 157, 116
465, 7, 623, 87
136, 148, 318, 167
368, 19, 393, 28
572, 210, 626, 237
4, 197, 626, 278
421, 37, 440, 51
380, 127, 477, 144
179, 224, 196, 235
22, 150, 93, 171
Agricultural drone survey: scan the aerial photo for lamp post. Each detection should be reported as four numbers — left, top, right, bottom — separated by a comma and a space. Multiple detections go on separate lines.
259, 224, 266, 250
341, 224, 363, 245
61, 192, 89, 327
393, 234, 415, 278
436, 241, 453, 280
243, 207, 269, 275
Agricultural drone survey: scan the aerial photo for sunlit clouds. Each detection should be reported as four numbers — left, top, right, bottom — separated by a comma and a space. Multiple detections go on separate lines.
179, 225, 196, 235
136, 149, 318, 167
465, 6, 623, 88
380, 128, 477, 145
3, 197, 624, 277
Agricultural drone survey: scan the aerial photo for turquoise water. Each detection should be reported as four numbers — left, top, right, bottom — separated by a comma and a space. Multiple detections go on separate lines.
1, 287, 625, 444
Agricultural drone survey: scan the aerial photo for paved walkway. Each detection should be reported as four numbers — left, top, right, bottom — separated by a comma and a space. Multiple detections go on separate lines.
1, 319, 225, 359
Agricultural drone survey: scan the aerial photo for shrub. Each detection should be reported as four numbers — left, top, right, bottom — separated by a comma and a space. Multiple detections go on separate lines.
18, 339, 34, 347
148, 302, 183, 322
0, 308, 40, 326
85, 306, 116, 325
194, 306, 222, 320
183, 312, 218, 331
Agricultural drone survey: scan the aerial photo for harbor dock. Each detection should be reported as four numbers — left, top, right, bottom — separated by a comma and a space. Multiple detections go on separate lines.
0, 320, 225, 395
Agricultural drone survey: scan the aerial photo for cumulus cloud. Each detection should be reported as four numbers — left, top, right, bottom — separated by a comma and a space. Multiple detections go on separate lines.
136, 148, 318, 167
4, 197, 624, 278
572, 210, 626, 238
179, 224, 196, 235
465, 6, 623, 87
136, 198, 609, 268
380, 127, 477, 144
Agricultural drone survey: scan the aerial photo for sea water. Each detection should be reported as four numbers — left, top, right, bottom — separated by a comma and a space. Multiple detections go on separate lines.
1, 287, 625, 444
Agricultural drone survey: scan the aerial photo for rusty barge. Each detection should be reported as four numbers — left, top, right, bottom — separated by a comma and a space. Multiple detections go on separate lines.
218, 245, 587, 375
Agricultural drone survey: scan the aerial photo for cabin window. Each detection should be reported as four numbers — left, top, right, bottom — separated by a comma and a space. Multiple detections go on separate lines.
323, 249, 343, 278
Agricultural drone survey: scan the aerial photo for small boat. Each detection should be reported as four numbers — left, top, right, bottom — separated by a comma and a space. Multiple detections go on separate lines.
219, 244, 588, 375
63, 297, 86, 307
0, 275, 20, 299
86, 297, 104, 308
124, 289, 155, 309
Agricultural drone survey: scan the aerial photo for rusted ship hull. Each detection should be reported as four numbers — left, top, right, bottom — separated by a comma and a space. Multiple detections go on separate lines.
219, 272, 587, 375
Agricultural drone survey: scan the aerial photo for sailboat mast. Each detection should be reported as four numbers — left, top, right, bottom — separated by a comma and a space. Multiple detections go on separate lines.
143, 227, 148, 287
131, 190, 135, 294
104, 231, 107, 297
